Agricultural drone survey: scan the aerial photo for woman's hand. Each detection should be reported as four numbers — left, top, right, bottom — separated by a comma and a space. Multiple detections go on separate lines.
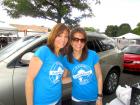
96, 98, 103, 105
62, 69, 71, 84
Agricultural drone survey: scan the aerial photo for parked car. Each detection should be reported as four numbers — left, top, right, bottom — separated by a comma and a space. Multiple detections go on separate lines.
0, 32, 123, 105
122, 45, 140, 72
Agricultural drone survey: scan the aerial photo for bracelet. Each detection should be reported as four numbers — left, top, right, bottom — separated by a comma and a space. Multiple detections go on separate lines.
97, 96, 102, 100
98, 94, 103, 97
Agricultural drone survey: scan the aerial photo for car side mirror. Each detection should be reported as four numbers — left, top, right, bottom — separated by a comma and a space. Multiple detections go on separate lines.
21, 52, 34, 65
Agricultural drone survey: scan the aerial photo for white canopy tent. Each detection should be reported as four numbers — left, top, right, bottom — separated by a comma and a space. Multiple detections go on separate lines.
116, 33, 140, 40
0, 21, 18, 35
114, 33, 140, 49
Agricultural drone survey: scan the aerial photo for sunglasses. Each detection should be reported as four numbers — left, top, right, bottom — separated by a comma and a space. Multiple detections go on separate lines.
72, 37, 86, 43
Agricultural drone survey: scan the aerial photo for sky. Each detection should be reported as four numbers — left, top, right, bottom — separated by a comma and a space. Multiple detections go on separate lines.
0, 0, 140, 32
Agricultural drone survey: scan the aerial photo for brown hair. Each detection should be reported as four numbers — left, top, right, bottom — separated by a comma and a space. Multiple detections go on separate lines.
67, 27, 88, 63
47, 23, 70, 55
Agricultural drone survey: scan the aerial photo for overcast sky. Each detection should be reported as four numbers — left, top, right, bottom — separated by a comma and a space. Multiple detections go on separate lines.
0, 0, 140, 32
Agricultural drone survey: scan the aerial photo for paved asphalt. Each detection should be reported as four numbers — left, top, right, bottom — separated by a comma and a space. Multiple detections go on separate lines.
62, 71, 140, 105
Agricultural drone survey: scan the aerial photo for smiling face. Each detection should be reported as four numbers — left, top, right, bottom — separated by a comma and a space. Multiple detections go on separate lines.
54, 30, 69, 50
47, 23, 70, 55
71, 32, 86, 53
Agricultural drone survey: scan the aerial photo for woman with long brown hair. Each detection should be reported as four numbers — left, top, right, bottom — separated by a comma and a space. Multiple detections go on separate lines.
25, 23, 70, 105
63, 27, 103, 105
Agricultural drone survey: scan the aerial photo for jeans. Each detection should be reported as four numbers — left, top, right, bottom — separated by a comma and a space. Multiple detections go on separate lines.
72, 100, 96, 105
55, 99, 62, 105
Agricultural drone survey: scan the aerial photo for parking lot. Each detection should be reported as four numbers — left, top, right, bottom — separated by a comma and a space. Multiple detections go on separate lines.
0, 36, 139, 105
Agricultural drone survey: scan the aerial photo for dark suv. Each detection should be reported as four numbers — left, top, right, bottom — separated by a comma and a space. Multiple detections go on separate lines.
0, 32, 123, 105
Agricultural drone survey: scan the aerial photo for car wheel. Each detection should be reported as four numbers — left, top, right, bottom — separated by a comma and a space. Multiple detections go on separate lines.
103, 69, 120, 95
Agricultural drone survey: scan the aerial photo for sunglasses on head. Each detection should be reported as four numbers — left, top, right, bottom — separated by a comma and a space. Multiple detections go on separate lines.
72, 37, 86, 43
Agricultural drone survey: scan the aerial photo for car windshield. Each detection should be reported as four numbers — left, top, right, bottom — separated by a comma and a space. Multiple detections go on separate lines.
102, 38, 116, 48
0, 36, 40, 61
122, 46, 140, 54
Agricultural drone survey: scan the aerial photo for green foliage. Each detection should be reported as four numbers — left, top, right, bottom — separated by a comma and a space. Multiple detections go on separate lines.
132, 28, 140, 35
105, 25, 119, 37
63, 16, 80, 29
137, 22, 140, 27
105, 23, 132, 37
117, 23, 131, 36
2, 0, 100, 28
132, 22, 140, 35
84, 27, 96, 32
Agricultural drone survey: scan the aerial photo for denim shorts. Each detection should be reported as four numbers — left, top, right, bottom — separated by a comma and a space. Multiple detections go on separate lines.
72, 100, 96, 105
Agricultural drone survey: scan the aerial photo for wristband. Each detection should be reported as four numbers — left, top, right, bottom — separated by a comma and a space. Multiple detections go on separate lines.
98, 94, 103, 97
97, 96, 102, 100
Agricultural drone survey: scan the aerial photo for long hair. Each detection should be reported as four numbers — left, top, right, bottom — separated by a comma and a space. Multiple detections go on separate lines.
68, 27, 88, 63
47, 23, 70, 55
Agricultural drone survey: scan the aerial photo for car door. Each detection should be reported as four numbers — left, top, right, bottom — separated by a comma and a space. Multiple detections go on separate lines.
12, 39, 72, 105
96, 38, 122, 94
13, 63, 27, 105
0, 63, 14, 105
97, 38, 120, 76
12, 40, 46, 105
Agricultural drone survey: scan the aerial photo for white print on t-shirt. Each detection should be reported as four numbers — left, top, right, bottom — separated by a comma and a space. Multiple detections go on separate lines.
72, 64, 93, 85
49, 62, 64, 84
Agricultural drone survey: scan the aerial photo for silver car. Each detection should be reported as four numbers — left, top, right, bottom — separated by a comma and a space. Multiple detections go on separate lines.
0, 32, 123, 105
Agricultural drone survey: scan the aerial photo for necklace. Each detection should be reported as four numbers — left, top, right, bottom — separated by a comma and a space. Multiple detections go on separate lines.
73, 52, 82, 60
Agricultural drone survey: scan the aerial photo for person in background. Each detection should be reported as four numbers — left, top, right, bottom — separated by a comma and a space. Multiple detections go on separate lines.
1, 37, 8, 47
25, 23, 70, 105
63, 27, 103, 105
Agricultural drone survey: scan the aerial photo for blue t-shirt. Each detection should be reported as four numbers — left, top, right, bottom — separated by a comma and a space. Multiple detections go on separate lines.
34, 45, 64, 105
63, 50, 100, 101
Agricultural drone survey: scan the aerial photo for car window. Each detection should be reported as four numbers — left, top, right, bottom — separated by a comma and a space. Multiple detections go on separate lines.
93, 39, 102, 52
0, 36, 40, 62
12, 39, 47, 67
87, 41, 95, 51
87, 39, 102, 52
32, 39, 47, 53
99, 38, 115, 51
122, 46, 140, 54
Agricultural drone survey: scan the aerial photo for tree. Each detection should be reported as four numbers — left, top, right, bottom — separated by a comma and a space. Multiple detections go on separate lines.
2, 0, 100, 28
84, 27, 96, 32
117, 23, 131, 36
132, 28, 140, 35
137, 22, 140, 27
132, 22, 140, 35
105, 25, 119, 37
